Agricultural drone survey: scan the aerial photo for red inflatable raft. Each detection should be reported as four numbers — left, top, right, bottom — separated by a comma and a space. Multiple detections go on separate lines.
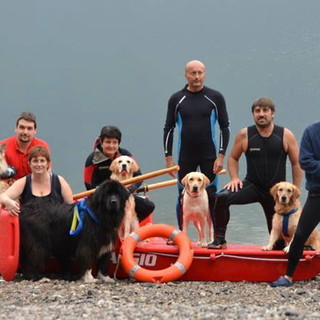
0, 207, 20, 281
112, 224, 320, 283
1, 205, 320, 283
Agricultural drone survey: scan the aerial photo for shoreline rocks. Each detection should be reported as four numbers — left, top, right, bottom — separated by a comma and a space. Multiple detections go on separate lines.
1, 276, 320, 319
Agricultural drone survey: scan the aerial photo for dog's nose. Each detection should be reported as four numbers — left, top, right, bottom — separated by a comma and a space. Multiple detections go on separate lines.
109, 195, 120, 208
192, 186, 198, 192
281, 196, 287, 202
121, 164, 127, 171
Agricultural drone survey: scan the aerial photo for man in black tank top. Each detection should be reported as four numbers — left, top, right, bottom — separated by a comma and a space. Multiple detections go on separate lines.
208, 97, 303, 249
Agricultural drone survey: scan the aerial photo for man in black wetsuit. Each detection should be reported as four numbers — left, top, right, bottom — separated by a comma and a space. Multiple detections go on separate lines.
208, 97, 303, 249
163, 60, 230, 229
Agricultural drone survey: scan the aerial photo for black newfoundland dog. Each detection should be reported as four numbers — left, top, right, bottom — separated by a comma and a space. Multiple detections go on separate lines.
19, 179, 129, 281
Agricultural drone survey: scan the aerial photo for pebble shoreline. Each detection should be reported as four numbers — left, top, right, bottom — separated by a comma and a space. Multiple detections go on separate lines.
1, 275, 320, 319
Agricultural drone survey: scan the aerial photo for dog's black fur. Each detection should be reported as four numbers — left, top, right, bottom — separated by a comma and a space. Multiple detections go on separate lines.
19, 179, 129, 280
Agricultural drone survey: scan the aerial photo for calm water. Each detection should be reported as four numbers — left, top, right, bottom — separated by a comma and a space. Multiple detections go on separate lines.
1, 0, 320, 244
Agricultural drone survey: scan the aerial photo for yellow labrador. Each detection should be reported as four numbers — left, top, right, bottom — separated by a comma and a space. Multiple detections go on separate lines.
262, 181, 320, 253
181, 172, 213, 247
109, 155, 140, 239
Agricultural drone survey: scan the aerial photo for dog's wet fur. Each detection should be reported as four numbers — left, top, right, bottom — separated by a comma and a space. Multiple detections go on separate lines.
19, 179, 129, 281
262, 181, 320, 252
181, 172, 213, 247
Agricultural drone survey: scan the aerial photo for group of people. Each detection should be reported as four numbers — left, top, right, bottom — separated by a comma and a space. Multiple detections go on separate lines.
163, 59, 320, 287
0, 114, 155, 225
0, 113, 74, 215
0, 59, 319, 287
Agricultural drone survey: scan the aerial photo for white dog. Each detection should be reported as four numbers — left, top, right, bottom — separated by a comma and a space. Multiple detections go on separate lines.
181, 172, 213, 247
109, 155, 140, 239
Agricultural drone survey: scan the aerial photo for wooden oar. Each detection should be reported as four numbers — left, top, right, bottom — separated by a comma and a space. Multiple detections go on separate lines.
136, 179, 178, 193
73, 165, 180, 200
136, 169, 227, 194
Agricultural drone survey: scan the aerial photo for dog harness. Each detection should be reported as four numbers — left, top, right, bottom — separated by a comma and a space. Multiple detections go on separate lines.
281, 207, 299, 237
70, 199, 101, 236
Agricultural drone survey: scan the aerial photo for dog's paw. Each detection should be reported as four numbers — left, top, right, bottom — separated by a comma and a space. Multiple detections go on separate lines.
96, 272, 115, 283
197, 241, 207, 247
81, 270, 97, 283
261, 245, 273, 251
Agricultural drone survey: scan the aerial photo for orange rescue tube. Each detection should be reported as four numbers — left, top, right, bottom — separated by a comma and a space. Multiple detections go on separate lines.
121, 224, 194, 283
0, 207, 20, 281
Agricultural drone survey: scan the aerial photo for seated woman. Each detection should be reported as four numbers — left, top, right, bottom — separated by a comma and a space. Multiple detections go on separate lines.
84, 125, 155, 222
0, 146, 73, 216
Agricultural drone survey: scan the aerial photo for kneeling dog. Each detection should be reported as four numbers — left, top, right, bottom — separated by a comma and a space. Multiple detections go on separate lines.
181, 172, 213, 247
262, 181, 320, 253
19, 179, 129, 282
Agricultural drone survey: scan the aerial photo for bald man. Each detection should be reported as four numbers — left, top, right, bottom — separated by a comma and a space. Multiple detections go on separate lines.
163, 60, 230, 229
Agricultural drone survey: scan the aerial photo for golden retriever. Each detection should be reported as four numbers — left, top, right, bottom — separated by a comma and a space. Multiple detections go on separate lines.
109, 155, 140, 239
181, 172, 213, 247
262, 181, 320, 253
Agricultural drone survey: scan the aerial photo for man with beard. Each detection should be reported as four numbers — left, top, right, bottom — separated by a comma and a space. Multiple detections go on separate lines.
208, 97, 303, 249
0, 112, 50, 180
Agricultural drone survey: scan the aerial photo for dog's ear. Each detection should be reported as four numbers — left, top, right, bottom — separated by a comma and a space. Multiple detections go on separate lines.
202, 174, 210, 186
181, 174, 189, 186
270, 183, 279, 200
109, 159, 117, 173
131, 159, 140, 173
292, 184, 301, 201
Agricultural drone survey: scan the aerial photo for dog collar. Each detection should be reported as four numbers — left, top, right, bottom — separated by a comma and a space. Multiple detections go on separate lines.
282, 207, 299, 237
70, 199, 101, 236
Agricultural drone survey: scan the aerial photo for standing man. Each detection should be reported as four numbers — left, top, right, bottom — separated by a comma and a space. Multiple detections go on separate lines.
0, 112, 50, 180
163, 60, 230, 228
271, 121, 320, 287
208, 97, 303, 249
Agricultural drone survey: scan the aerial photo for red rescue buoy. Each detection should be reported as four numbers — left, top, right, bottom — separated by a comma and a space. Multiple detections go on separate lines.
121, 223, 193, 283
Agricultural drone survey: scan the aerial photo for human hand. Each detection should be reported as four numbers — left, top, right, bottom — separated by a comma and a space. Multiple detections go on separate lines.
224, 178, 243, 192
165, 156, 177, 178
6, 200, 20, 216
213, 155, 224, 174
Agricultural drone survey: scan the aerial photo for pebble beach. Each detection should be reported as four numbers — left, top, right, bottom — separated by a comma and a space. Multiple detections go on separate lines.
1, 275, 320, 320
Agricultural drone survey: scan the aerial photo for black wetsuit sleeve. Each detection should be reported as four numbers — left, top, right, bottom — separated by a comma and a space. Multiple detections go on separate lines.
216, 93, 230, 155
163, 94, 179, 157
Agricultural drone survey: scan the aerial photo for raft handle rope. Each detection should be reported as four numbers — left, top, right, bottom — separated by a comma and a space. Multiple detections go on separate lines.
141, 250, 318, 262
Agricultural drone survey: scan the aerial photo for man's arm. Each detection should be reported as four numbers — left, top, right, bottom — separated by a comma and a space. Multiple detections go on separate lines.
163, 96, 178, 158
225, 128, 247, 192
163, 95, 180, 177
284, 128, 303, 188
299, 126, 320, 177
